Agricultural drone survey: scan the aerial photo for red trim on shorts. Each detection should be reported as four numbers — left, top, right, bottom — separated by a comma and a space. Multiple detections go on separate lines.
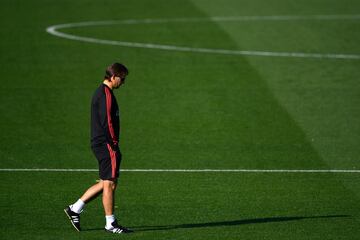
106, 144, 117, 178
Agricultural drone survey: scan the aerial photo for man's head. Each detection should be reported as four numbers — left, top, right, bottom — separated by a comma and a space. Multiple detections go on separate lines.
104, 63, 129, 89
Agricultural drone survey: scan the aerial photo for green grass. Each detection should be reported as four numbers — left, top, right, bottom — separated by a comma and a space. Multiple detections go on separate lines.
0, 0, 359, 239
1, 172, 360, 239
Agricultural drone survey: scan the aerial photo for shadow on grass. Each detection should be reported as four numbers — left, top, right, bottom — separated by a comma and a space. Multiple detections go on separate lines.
127, 215, 349, 232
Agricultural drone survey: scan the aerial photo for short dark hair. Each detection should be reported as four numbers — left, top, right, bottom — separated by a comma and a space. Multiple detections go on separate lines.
104, 62, 129, 80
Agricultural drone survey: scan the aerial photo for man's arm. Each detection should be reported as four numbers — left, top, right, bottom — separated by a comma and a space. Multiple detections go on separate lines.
98, 90, 118, 150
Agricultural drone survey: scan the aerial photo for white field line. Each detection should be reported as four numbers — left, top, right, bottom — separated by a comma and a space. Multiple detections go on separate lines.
46, 15, 360, 60
0, 168, 359, 173
46, 14, 360, 27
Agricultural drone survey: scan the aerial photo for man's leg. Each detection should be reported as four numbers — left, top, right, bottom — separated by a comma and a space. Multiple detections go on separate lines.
80, 180, 104, 203
102, 180, 117, 216
103, 179, 119, 230
64, 180, 104, 232
102, 179, 133, 234
70, 180, 104, 213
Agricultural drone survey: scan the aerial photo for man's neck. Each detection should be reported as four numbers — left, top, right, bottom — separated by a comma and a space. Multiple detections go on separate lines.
103, 80, 113, 90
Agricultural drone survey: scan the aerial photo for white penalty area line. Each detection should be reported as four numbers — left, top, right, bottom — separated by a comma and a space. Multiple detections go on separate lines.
46, 14, 360, 60
0, 168, 360, 173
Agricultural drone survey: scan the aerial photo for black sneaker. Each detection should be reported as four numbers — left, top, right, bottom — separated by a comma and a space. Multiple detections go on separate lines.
105, 220, 133, 234
64, 206, 81, 232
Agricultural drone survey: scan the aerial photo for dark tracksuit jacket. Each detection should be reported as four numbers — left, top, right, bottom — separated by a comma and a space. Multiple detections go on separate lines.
90, 84, 120, 150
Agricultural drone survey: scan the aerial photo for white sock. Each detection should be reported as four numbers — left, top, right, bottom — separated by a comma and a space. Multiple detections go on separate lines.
70, 199, 85, 214
105, 215, 116, 229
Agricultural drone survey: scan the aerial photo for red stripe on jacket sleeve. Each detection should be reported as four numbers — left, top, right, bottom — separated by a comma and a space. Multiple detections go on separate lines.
104, 87, 117, 145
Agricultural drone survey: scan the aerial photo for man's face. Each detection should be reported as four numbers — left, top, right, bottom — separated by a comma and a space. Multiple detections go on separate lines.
111, 74, 126, 89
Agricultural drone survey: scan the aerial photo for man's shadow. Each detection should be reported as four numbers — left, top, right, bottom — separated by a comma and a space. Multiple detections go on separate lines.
83, 214, 349, 232
129, 215, 349, 232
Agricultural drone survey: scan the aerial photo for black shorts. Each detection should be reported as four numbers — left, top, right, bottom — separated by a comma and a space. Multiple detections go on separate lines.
91, 144, 121, 180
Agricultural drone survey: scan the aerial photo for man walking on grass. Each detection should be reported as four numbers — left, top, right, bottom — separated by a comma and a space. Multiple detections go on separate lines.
64, 62, 133, 234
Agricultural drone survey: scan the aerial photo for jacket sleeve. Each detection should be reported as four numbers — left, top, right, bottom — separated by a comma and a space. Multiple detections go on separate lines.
98, 90, 118, 148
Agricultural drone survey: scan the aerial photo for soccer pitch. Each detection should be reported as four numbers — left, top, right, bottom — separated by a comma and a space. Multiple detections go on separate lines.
0, 0, 359, 239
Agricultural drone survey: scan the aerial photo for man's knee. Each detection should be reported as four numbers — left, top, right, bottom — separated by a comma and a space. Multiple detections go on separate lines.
103, 179, 117, 191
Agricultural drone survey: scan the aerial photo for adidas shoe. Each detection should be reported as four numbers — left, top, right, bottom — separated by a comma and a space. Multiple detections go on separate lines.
64, 206, 81, 232
105, 220, 133, 234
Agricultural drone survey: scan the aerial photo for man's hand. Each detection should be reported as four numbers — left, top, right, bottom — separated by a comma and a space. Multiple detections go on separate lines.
110, 143, 119, 152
